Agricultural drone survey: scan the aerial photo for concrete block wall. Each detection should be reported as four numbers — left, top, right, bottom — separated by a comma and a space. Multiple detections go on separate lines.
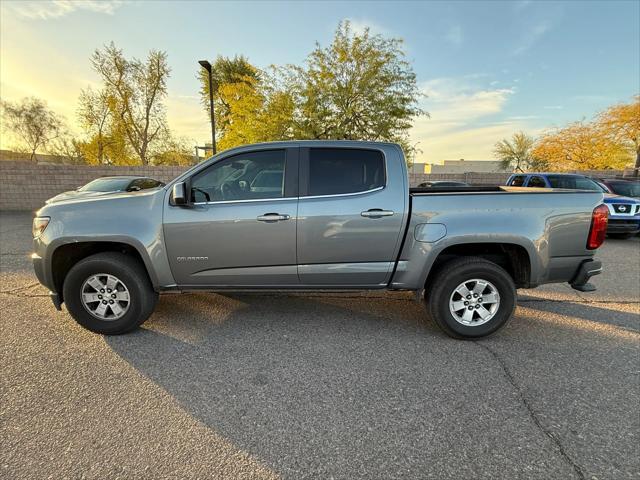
0, 161, 188, 211
0, 159, 631, 211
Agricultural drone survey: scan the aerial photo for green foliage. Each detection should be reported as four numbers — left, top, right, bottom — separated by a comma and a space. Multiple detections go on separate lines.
290, 21, 425, 154
198, 21, 426, 160
199, 55, 261, 141
91, 42, 171, 165
77, 87, 131, 164
151, 133, 195, 166
493, 131, 544, 172
1, 97, 65, 161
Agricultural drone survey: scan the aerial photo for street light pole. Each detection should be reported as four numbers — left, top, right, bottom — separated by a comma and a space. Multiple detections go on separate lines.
198, 60, 216, 155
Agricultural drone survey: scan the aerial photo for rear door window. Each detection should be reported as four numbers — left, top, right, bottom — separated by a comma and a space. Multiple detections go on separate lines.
546, 176, 604, 191
307, 148, 385, 196
528, 176, 547, 188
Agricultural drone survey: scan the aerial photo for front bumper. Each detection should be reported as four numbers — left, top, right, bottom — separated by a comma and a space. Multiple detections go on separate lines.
607, 218, 640, 234
31, 252, 48, 287
570, 259, 602, 292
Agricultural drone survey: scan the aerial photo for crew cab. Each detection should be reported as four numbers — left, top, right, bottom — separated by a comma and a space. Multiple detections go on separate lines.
33, 142, 607, 339
507, 173, 640, 238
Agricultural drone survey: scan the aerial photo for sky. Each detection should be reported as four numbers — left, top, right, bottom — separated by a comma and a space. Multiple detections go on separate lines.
1, 0, 638, 164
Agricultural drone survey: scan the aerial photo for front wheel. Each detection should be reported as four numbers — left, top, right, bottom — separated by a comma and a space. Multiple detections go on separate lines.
424, 257, 516, 339
62, 252, 158, 334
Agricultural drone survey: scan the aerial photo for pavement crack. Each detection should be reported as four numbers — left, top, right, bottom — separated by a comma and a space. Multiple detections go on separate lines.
476, 341, 586, 480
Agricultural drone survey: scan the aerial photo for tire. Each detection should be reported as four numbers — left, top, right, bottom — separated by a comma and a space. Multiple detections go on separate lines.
607, 232, 634, 239
62, 252, 158, 335
424, 257, 516, 339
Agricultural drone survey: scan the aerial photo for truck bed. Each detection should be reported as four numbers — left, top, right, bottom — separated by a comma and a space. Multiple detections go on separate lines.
409, 185, 599, 195
410, 186, 503, 194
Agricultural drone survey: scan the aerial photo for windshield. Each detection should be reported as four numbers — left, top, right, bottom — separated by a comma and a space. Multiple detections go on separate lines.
79, 178, 132, 192
546, 176, 605, 192
608, 182, 640, 197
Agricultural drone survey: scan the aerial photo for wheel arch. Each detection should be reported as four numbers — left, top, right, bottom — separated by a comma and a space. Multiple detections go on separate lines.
423, 242, 532, 290
50, 239, 158, 301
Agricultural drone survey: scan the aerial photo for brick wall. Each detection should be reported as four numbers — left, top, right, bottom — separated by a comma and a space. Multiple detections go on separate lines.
0, 161, 189, 211
0, 159, 632, 211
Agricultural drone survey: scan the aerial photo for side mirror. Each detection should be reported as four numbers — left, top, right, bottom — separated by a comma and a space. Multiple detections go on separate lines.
172, 182, 189, 206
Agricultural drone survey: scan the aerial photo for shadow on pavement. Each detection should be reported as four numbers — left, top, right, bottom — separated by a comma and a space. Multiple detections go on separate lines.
521, 299, 639, 332
104, 293, 584, 479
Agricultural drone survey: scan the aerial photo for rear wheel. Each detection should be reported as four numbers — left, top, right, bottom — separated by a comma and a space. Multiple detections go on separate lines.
424, 257, 516, 339
62, 252, 158, 334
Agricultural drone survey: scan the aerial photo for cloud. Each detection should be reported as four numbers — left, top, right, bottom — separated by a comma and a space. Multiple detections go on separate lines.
512, 20, 553, 55
5, 0, 123, 20
410, 77, 537, 163
445, 25, 463, 46
421, 78, 515, 122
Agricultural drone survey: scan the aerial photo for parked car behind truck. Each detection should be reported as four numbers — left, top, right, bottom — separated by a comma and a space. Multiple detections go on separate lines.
507, 173, 640, 238
45, 176, 165, 204
592, 177, 640, 198
33, 141, 607, 339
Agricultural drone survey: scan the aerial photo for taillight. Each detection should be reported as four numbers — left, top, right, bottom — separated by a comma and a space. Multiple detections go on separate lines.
587, 204, 608, 249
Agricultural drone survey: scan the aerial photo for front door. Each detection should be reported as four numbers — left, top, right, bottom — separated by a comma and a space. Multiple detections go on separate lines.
163, 147, 299, 287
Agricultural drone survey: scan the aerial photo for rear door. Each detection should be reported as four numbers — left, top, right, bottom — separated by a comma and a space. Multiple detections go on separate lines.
296, 146, 407, 286
163, 147, 299, 287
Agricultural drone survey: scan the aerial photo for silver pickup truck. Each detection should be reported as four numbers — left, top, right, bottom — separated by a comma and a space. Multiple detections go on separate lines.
32, 141, 607, 339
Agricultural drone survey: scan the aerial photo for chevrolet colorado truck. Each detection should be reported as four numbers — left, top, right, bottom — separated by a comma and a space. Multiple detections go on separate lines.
32, 141, 607, 339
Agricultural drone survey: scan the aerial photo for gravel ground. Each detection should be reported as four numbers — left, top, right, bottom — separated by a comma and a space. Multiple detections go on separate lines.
1, 211, 638, 480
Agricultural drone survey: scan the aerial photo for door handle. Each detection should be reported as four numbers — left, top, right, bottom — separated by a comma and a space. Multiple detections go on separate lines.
257, 213, 291, 222
361, 209, 394, 218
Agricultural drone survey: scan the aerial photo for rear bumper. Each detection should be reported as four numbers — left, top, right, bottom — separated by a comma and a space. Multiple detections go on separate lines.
607, 218, 640, 234
570, 259, 602, 292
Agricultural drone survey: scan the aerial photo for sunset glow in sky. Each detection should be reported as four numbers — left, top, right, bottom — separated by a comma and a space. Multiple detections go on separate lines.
1, 0, 638, 164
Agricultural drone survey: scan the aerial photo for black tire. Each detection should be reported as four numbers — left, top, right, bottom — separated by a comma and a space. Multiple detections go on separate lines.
424, 257, 516, 339
62, 252, 158, 334
607, 232, 634, 239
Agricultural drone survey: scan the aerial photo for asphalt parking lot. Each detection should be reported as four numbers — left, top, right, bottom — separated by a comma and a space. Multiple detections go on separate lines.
1, 211, 638, 480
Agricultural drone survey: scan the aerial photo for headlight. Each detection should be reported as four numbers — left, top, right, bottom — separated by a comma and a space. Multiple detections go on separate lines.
32, 217, 50, 238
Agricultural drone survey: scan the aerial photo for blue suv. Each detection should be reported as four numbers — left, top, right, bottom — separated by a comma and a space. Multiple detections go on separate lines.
506, 173, 640, 239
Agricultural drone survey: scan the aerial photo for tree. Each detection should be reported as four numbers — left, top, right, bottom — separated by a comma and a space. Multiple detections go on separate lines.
47, 130, 85, 164
597, 95, 640, 174
212, 70, 296, 152
288, 21, 425, 159
77, 87, 114, 164
533, 121, 631, 171
198, 55, 260, 141
152, 132, 195, 166
197, 22, 426, 160
493, 131, 542, 172
0, 97, 64, 161
91, 43, 171, 165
